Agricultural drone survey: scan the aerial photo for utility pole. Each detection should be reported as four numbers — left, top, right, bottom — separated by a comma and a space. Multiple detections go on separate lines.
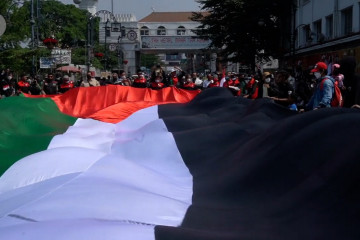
30, 0, 36, 75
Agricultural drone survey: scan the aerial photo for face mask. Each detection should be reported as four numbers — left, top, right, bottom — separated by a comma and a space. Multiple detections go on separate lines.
314, 72, 321, 79
265, 78, 271, 83
155, 79, 161, 83
187, 79, 192, 82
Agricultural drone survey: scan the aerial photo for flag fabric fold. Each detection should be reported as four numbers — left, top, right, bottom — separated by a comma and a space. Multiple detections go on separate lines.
1, 86, 360, 240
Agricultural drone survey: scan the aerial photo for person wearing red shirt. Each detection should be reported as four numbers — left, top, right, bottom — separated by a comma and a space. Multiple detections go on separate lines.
167, 69, 180, 87
150, 75, 165, 90
244, 76, 259, 99
208, 74, 220, 88
181, 74, 197, 90
59, 75, 74, 93
17, 75, 31, 94
224, 74, 241, 96
132, 71, 148, 88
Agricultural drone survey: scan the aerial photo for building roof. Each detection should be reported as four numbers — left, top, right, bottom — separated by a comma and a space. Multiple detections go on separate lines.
139, 12, 207, 23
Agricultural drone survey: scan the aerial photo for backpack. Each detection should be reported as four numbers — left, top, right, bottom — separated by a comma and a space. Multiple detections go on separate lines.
320, 78, 343, 107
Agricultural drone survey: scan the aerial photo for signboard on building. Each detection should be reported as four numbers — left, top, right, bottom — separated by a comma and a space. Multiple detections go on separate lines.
51, 48, 72, 65
141, 36, 210, 50
40, 57, 56, 69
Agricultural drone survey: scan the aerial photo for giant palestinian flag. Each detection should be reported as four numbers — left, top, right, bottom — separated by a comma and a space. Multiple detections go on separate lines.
1, 86, 360, 240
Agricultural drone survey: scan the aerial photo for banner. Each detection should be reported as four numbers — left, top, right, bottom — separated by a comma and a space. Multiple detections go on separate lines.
141, 36, 210, 50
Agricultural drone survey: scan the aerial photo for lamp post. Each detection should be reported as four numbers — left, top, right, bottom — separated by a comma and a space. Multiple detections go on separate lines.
86, 10, 116, 73
117, 35, 123, 71
86, 15, 93, 73
104, 19, 110, 71
6, 0, 24, 20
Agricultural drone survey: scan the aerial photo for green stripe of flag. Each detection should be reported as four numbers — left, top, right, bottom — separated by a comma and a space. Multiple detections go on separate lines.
0, 96, 77, 175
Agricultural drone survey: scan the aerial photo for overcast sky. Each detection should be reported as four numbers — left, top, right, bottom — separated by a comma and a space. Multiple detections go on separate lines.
60, 0, 202, 20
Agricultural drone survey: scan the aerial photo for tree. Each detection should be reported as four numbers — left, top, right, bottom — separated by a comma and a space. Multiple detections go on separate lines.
140, 54, 160, 69
192, 0, 294, 69
0, 0, 91, 74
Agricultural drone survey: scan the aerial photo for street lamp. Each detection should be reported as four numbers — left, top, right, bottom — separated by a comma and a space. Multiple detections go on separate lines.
104, 19, 110, 71
86, 10, 116, 73
117, 35, 123, 71
86, 14, 93, 73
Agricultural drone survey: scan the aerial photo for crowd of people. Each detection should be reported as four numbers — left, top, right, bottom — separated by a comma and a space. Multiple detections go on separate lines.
1, 57, 360, 111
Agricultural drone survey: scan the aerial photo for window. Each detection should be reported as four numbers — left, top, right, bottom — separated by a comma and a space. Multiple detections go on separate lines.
177, 26, 186, 35
341, 7, 353, 35
105, 28, 111, 37
140, 26, 149, 36
313, 19, 322, 42
301, 24, 311, 45
111, 23, 121, 32
157, 26, 166, 36
121, 26, 126, 38
326, 15, 333, 39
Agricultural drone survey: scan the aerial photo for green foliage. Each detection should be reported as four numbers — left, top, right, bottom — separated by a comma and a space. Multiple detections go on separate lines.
0, 0, 93, 74
140, 54, 160, 69
192, 0, 294, 66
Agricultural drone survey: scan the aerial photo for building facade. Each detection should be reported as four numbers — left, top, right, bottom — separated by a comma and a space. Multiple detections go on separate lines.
99, 12, 213, 75
293, 0, 360, 72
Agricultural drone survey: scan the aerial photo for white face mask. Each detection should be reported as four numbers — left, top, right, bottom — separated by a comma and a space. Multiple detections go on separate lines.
314, 72, 321, 79
265, 78, 271, 83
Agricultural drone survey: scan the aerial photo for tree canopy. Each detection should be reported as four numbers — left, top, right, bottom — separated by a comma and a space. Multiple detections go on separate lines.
192, 0, 294, 67
0, 0, 100, 74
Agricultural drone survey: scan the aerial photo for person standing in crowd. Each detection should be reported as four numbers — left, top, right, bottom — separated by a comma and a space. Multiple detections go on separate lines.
149, 75, 165, 90
339, 56, 360, 107
17, 74, 31, 94
207, 74, 220, 88
259, 72, 272, 98
43, 73, 59, 95
268, 70, 296, 110
166, 68, 181, 87
132, 70, 148, 88
306, 62, 335, 110
331, 64, 344, 89
29, 76, 43, 95
0, 72, 15, 98
80, 71, 100, 87
223, 73, 241, 96
118, 70, 132, 86
111, 72, 121, 85
181, 74, 197, 90
243, 75, 259, 99
202, 73, 213, 89
59, 75, 74, 93
151, 65, 166, 83
192, 72, 203, 89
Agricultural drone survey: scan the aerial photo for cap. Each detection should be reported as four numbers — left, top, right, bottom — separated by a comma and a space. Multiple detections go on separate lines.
263, 72, 271, 77
170, 68, 176, 73
311, 62, 327, 73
